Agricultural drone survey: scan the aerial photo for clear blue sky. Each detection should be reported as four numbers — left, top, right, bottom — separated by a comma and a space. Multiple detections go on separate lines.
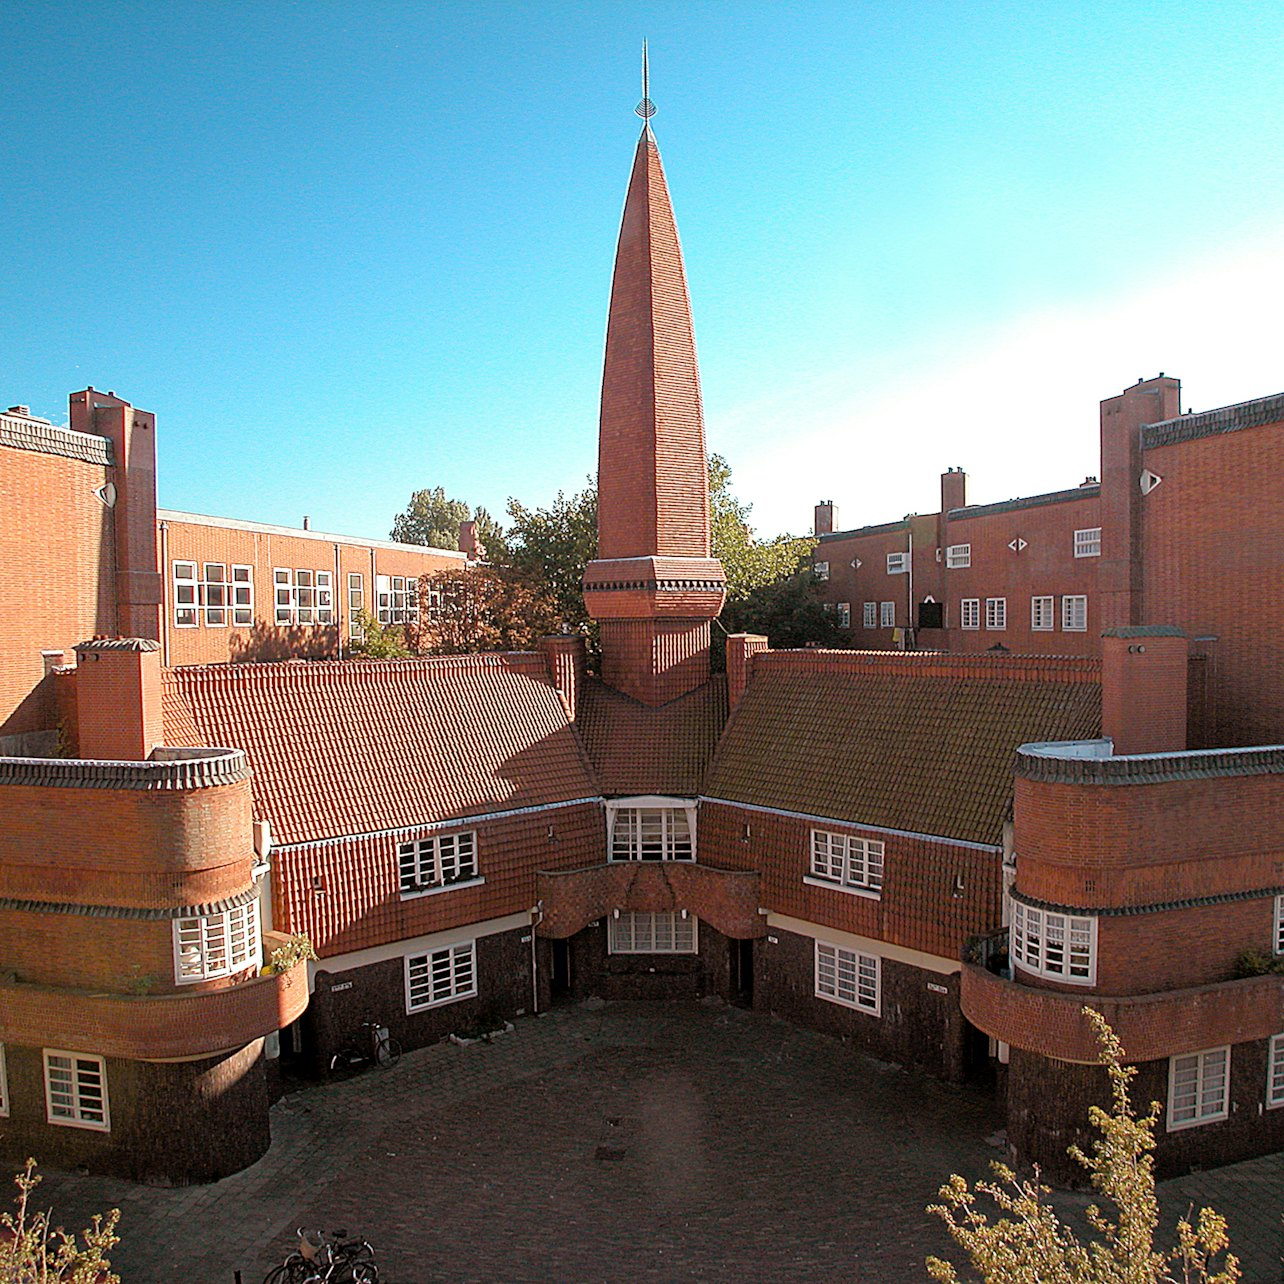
4, 2, 1282, 541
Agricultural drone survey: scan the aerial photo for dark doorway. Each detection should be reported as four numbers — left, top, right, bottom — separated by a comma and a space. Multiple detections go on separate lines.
550, 938, 572, 1001
731, 938, 754, 1007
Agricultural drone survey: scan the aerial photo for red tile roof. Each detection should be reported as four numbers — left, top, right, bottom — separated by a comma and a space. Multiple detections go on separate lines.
703, 651, 1101, 847
172, 655, 599, 846
576, 675, 727, 797
160, 671, 203, 746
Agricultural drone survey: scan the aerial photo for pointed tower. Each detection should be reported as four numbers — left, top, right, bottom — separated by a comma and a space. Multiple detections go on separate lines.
583, 109, 726, 706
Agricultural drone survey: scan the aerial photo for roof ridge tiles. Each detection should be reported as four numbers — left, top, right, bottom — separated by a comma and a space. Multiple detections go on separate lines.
754, 649, 1100, 684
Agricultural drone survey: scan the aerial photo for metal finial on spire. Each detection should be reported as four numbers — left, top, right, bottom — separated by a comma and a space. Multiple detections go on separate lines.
635, 39, 656, 121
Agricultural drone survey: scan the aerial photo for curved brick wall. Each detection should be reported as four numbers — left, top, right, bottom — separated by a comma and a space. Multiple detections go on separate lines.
0, 948, 308, 1060
536, 861, 763, 940
0, 753, 254, 909
960, 962, 1284, 1063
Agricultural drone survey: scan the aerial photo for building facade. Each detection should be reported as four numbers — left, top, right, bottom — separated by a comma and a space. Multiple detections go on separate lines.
0, 113, 1281, 1187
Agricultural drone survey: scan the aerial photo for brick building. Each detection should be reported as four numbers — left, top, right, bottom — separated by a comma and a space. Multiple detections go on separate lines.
1, 113, 1282, 1186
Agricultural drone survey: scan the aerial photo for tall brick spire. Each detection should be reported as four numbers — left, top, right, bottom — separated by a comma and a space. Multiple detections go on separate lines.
583, 122, 726, 706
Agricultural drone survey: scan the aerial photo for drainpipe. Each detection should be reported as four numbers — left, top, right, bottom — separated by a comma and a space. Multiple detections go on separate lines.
529, 900, 544, 1015
333, 543, 343, 659
905, 516, 914, 651
158, 520, 170, 666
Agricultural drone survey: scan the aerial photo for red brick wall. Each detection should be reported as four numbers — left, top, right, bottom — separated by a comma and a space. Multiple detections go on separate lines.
0, 444, 115, 736
273, 802, 606, 954
161, 516, 461, 666
1139, 415, 1284, 746
700, 800, 1002, 961
1013, 771, 1284, 912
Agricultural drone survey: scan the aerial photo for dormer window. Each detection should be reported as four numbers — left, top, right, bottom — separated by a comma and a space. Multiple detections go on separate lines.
607, 798, 696, 861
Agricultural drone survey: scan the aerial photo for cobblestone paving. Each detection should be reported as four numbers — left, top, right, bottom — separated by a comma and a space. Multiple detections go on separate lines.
24, 1001, 1284, 1282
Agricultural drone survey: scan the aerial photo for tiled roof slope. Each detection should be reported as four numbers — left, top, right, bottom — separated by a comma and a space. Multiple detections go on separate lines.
704, 651, 1101, 847
160, 672, 203, 746
173, 655, 599, 846
577, 675, 727, 797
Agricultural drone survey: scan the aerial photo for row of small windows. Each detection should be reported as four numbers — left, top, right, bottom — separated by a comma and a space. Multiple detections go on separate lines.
171, 565, 438, 632
837, 595, 1088, 632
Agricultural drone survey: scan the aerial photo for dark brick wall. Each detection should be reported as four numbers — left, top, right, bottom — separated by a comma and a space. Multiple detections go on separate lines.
0, 1040, 269, 1185
304, 927, 532, 1071
547, 919, 734, 1003
1008, 1036, 1284, 1186
754, 925, 967, 1081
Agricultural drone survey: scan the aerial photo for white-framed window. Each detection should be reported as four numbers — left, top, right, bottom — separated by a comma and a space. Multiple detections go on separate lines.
886, 552, 909, 575
836, 602, 851, 628
1274, 895, 1284, 955
985, 597, 1007, 630
862, 601, 877, 629
1062, 594, 1088, 632
398, 831, 479, 897
1074, 528, 1102, 558
274, 568, 333, 626
608, 911, 697, 954
405, 941, 476, 1012
173, 902, 262, 984
1168, 1047, 1229, 1131
173, 561, 198, 627
1269, 1034, 1284, 1108
1010, 900, 1096, 984
946, 544, 971, 569
815, 941, 880, 1015
608, 801, 695, 861
960, 598, 980, 630
348, 572, 364, 640
43, 1050, 109, 1131
808, 829, 884, 897
879, 601, 895, 629
813, 561, 830, 581
0, 1044, 7, 1118
376, 574, 419, 625
1031, 595, 1055, 631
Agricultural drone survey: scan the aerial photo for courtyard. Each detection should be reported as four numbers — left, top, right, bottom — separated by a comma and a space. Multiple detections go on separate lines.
25, 1000, 1284, 1281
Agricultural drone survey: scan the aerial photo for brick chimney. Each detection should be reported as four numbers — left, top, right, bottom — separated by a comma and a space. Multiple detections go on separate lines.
726, 634, 769, 713
458, 520, 486, 562
1098, 376, 1180, 631
814, 501, 837, 536
1101, 626, 1188, 756
539, 634, 586, 721
940, 468, 968, 514
68, 389, 162, 641
73, 638, 163, 761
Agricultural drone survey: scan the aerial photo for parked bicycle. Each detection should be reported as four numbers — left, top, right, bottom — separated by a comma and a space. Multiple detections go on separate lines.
329, 1021, 401, 1072
263, 1226, 379, 1283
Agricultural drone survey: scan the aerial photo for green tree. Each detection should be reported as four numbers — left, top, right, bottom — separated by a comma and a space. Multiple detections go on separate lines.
503, 483, 598, 632
390, 487, 505, 558
347, 608, 412, 659
0, 1159, 121, 1283
720, 566, 845, 653
926, 1008, 1240, 1284
409, 566, 560, 655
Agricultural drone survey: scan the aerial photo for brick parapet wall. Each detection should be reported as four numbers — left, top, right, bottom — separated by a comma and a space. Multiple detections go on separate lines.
961, 962, 1284, 1064
0, 944, 307, 1060
753, 648, 1099, 686
1013, 766, 1284, 911
534, 860, 763, 940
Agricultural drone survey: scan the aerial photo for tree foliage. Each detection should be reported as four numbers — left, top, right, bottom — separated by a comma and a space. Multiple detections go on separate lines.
390, 486, 505, 558
409, 567, 560, 655
347, 608, 412, 660
502, 484, 598, 633
0, 1158, 120, 1283
926, 1009, 1240, 1284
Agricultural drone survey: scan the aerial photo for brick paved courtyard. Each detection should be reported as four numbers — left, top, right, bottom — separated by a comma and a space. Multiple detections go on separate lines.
21, 1000, 1284, 1282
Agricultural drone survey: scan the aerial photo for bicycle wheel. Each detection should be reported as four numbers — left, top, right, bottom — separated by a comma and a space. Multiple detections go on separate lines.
374, 1034, 401, 1068
348, 1263, 379, 1284
263, 1261, 316, 1284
